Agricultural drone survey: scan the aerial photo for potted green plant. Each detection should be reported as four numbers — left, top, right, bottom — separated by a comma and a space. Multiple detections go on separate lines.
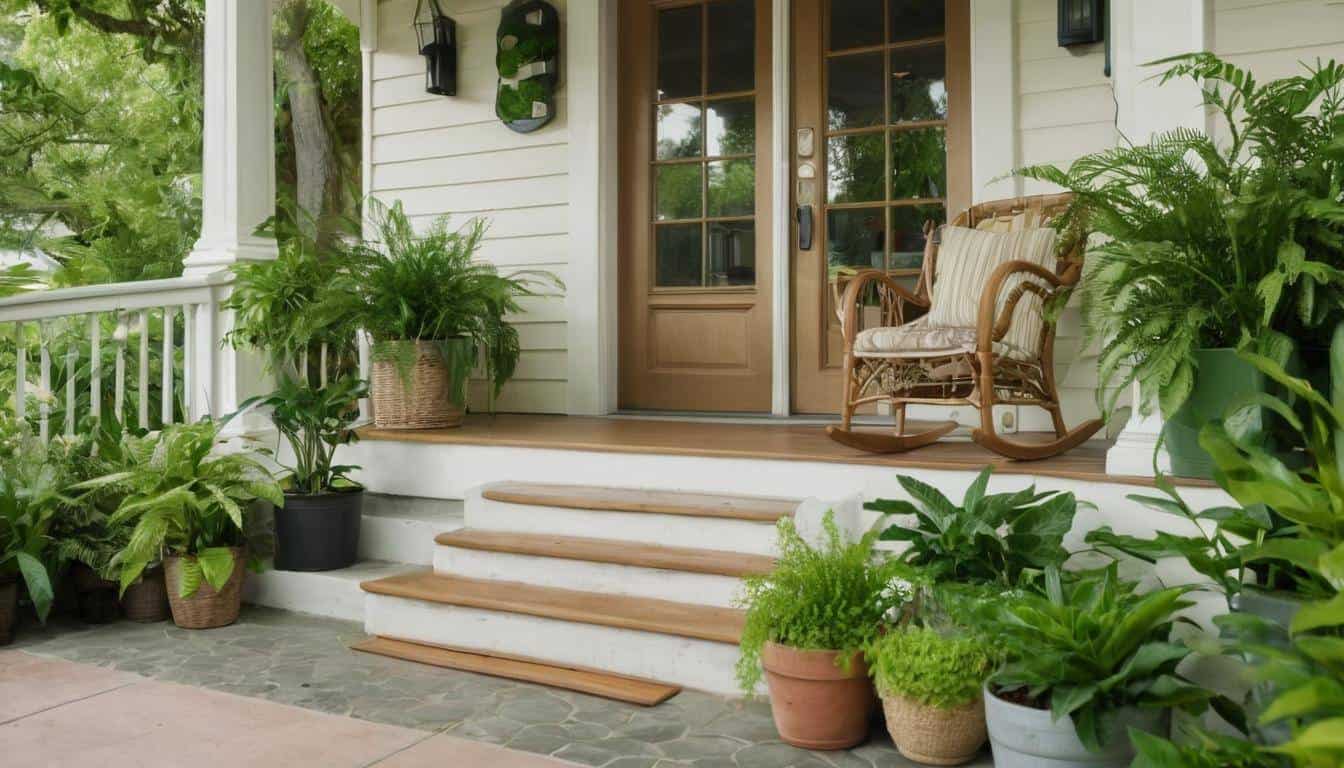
342, 200, 559, 429
979, 565, 1212, 768
736, 513, 905, 750
866, 624, 997, 765
868, 467, 1079, 587
76, 420, 283, 629
241, 374, 368, 571
0, 437, 59, 644
1016, 55, 1344, 477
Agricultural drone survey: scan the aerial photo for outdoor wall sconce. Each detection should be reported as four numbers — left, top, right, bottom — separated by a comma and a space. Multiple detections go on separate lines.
414, 0, 457, 96
1057, 0, 1110, 77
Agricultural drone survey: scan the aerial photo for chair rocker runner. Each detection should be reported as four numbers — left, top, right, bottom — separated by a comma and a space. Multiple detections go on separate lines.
826, 193, 1104, 460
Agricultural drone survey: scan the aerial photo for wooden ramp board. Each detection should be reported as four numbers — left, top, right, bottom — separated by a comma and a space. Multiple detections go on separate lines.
481, 482, 798, 523
436, 529, 777, 578
352, 636, 681, 706
361, 572, 745, 644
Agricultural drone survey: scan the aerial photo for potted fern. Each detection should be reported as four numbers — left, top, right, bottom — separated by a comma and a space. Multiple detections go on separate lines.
737, 514, 905, 750
1016, 55, 1344, 477
77, 420, 283, 629
342, 200, 560, 429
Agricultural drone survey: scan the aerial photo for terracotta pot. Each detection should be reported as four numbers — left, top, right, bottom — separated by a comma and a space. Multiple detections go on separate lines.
761, 641, 874, 750
121, 567, 170, 623
163, 548, 246, 630
880, 689, 986, 765
0, 575, 17, 646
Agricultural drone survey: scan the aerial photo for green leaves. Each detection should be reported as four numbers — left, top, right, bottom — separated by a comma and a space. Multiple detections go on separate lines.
866, 627, 997, 710
240, 375, 366, 495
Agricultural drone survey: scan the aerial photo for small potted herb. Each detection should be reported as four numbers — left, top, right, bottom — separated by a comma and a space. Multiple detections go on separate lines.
736, 514, 904, 750
242, 375, 368, 571
78, 420, 283, 629
867, 625, 997, 765
979, 565, 1208, 768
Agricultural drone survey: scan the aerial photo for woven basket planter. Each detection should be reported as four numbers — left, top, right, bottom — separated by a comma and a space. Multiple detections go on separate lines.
370, 340, 466, 430
0, 576, 16, 646
880, 690, 986, 766
121, 567, 170, 623
163, 549, 245, 630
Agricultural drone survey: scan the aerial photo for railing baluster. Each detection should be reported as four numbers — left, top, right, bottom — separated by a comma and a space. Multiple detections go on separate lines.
38, 322, 50, 442
114, 312, 127, 422
320, 342, 328, 388
300, 347, 309, 386
162, 306, 175, 425
88, 313, 101, 423
183, 304, 196, 420
357, 329, 371, 423
137, 311, 150, 430
65, 346, 78, 437
14, 322, 25, 421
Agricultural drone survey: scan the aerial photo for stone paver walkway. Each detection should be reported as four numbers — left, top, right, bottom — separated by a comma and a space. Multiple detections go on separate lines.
9, 607, 993, 768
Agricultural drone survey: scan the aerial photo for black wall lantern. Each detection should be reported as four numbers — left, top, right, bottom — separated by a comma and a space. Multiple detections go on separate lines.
1057, 0, 1110, 77
414, 0, 457, 96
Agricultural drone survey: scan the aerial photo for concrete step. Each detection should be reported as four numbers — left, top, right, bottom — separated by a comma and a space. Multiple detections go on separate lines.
244, 560, 424, 622
433, 529, 773, 607
359, 493, 464, 565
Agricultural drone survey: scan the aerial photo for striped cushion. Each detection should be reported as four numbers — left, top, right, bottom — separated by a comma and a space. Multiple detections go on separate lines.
926, 225, 1058, 358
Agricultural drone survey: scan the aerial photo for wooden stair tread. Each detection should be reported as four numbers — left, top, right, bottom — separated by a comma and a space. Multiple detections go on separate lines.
436, 529, 777, 578
482, 482, 797, 523
352, 636, 680, 706
361, 572, 745, 644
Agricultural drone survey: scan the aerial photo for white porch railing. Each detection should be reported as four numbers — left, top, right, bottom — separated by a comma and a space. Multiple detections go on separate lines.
0, 271, 233, 440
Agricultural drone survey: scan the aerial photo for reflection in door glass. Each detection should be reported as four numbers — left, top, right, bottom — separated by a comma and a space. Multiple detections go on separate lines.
656, 103, 703, 160
829, 0, 883, 50
656, 224, 703, 286
707, 159, 755, 217
706, 98, 755, 156
826, 53, 885, 130
709, 221, 756, 286
657, 6, 701, 99
708, 0, 755, 93
827, 208, 886, 270
827, 133, 884, 204
890, 0, 944, 42
656, 164, 703, 221
890, 44, 947, 122
890, 204, 945, 271
890, 128, 947, 199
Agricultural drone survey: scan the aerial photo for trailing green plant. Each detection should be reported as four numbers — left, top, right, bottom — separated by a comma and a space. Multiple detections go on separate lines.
241, 374, 367, 496
980, 564, 1218, 753
1014, 54, 1344, 419
0, 428, 61, 622
336, 199, 561, 405
868, 466, 1078, 587
72, 419, 283, 598
735, 513, 906, 693
865, 626, 997, 710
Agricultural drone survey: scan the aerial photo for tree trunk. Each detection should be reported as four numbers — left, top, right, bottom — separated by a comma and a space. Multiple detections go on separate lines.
276, 0, 334, 237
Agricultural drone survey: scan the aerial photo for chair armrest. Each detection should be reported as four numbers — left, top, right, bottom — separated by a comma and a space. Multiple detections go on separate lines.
974, 260, 1066, 353
836, 269, 928, 346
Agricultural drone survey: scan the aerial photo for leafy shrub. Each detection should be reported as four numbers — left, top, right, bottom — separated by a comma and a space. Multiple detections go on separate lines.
736, 513, 905, 693
241, 375, 366, 496
866, 626, 997, 709
0, 430, 61, 622
868, 467, 1078, 586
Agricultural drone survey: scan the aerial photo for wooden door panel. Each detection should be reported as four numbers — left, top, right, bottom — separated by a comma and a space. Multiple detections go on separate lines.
618, 0, 774, 413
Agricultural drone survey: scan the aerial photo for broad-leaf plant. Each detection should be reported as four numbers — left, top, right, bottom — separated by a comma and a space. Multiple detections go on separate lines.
0, 429, 61, 622
241, 374, 367, 496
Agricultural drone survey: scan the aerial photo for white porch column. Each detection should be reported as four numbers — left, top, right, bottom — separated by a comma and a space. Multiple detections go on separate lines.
184, 0, 279, 426
1104, 0, 1210, 476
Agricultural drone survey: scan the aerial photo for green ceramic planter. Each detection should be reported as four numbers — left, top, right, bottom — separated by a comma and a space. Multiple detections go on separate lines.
1165, 349, 1266, 480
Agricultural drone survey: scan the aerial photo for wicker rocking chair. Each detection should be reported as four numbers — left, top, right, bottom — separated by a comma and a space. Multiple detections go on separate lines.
825, 193, 1104, 460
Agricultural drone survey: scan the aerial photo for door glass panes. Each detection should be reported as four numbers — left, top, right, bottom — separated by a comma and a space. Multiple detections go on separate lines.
822, 0, 948, 274
653, 1, 758, 288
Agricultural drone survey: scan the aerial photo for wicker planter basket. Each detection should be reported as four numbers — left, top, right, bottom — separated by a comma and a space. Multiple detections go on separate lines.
163, 549, 245, 630
370, 340, 466, 430
121, 567, 170, 623
880, 690, 987, 766
0, 576, 17, 646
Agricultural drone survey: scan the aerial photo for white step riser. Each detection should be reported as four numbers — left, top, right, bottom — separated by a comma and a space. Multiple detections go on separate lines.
365, 593, 746, 696
433, 546, 747, 608
360, 514, 463, 565
244, 562, 424, 622
467, 500, 781, 557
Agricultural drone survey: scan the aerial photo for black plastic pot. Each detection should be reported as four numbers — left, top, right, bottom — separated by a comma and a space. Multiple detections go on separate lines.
273, 489, 364, 572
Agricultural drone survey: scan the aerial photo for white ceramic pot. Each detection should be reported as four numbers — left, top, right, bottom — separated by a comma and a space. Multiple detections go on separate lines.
984, 685, 1166, 768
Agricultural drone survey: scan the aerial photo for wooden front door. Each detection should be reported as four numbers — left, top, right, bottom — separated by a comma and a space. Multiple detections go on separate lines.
618, 0, 774, 412
790, 0, 970, 414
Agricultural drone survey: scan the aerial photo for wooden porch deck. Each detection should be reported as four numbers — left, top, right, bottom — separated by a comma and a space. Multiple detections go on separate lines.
359, 414, 1210, 488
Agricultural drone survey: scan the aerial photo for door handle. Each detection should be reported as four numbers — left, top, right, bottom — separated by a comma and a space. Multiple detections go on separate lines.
797, 204, 813, 251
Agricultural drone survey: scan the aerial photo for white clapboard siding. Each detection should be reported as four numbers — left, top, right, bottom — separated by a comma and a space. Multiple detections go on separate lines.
372, 0, 571, 415
1213, 1, 1344, 80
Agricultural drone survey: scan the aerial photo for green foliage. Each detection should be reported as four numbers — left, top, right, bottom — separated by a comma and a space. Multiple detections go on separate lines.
0, 425, 61, 621
241, 375, 366, 496
865, 626, 996, 709
72, 419, 282, 598
868, 466, 1078, 587
735, 513, 906, 693
338, 199, 561, 401
44, 419, 138, 580
0, 263, 46, 297
1014, 54, 1344, 419
981, 565, 1210, 753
